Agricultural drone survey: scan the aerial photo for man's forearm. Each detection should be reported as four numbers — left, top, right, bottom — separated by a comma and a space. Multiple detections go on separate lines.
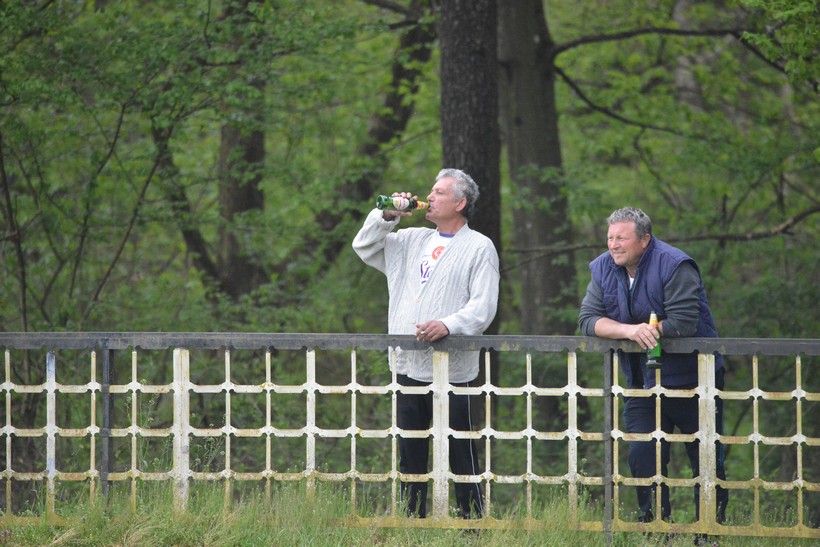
593, 317, 633, 340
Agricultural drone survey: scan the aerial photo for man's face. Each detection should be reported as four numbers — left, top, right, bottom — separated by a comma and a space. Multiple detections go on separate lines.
607, 221, 650, 273
425, 176, 465, 224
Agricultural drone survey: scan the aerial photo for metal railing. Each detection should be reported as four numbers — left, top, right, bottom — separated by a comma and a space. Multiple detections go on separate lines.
1, 333, 818, 541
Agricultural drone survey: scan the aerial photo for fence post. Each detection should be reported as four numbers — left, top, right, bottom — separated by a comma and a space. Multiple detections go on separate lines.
567, 351, 579, 525
45, 351, 57, 519
172, 348, 191, 512
101, 348, 113, 497
3, 350, 10, 513
603, 349, 614, 546
306, 349, 316, 500
698, 353, 717, 529
431, 350, 450, 519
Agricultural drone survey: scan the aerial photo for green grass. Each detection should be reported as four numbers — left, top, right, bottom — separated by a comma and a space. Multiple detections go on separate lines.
1, 482, 816, 546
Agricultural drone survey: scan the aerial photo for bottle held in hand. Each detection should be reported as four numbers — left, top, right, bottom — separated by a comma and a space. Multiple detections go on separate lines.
646, 311, 662, 369
375, 195, 429, 211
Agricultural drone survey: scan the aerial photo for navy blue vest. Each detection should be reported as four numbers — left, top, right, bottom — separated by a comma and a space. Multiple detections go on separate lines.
589, 237, 722, 388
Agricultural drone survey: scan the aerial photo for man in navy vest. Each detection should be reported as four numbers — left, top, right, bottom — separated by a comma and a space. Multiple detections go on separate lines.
578, 207, 728, 527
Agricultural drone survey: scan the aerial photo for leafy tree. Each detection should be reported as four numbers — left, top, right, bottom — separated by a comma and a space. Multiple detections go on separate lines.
0, 0, 817, 522
737, 0, 818, 88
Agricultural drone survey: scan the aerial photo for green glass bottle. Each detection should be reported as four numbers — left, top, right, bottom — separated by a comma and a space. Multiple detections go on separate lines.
375, 195, 429, 211
646, 311, 662, 369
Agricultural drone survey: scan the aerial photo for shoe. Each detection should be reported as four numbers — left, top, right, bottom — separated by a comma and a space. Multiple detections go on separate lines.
638, 511, 654, 523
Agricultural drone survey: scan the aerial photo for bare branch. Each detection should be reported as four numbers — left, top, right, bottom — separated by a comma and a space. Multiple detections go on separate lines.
632, 130, 685, 210
359, 0, 418, 18
734, 31, 791, 78
554, 66, 686, 137
682, 204, 820, 243
0, 132, 29, 331
152, 125, 221, 287
80, 119, 162, 325
70, 98, 130, 306
552, 26, 750, 58
551, 24, 800, 86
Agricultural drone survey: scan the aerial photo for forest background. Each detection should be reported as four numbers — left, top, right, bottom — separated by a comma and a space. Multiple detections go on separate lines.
1, 0, 818, 525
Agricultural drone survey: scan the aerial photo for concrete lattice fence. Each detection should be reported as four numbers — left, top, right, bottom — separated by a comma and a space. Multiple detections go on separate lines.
1, 333, 818, 542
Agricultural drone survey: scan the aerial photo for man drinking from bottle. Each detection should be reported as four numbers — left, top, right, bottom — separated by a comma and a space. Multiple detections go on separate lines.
353, 168, 499, 519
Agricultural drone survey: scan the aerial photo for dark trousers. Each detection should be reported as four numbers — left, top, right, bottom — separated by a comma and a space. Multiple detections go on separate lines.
623, 368, 728, 522
396, 374, 484, 518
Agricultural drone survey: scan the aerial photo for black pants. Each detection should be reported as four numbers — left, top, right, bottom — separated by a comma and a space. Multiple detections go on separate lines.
396, 374, 484, 518
623, 368, 728, 522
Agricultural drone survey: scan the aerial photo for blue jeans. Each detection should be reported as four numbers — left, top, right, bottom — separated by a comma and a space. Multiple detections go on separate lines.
623, 368, 727, 522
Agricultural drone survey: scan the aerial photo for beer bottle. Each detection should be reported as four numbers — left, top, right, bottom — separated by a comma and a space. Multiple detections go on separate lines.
646, 311, 662, 369
375, 195, 429, 211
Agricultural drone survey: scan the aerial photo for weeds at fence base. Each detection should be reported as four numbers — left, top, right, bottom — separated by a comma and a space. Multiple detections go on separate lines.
0, 481, 816, 546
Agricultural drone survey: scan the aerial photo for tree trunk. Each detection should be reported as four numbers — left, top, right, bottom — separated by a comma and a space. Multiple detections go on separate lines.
216, 1, 268, 300
439, 0, 500, 428
217, 112, 267, 300
498, 0, 575, 335
439, 0, 501, 255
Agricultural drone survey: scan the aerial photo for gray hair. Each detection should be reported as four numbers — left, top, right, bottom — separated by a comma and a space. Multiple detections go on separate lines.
436, 168, 480, 220
607, 207, 652, 238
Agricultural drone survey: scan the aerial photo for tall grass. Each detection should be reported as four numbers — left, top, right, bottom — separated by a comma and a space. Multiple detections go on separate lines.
2, 482, 815, 546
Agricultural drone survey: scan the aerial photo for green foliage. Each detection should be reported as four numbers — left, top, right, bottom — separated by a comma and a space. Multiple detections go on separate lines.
1, 0, 817, 532
551, 1, 818, 337
736, 0, 819, 87
0, 0, 433, 334
3, 1, 813, 336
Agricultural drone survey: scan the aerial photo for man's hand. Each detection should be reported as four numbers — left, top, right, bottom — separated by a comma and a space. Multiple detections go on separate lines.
623, 322, 661, 350
382, 192, 418, 221
415, 320, 449, 342
594, 317, 660, 350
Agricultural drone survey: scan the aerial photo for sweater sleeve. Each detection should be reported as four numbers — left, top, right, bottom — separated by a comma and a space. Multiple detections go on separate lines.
661, 261, 701, 337
578, 278, 606, 336
352, 208, 401, 274
439, 240, 500, 335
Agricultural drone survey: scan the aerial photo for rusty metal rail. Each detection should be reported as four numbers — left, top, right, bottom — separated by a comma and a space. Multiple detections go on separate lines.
1, 333, 818, 541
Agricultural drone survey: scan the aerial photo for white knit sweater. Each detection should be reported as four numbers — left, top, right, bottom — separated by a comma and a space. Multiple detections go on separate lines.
352, 208, 500, 383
